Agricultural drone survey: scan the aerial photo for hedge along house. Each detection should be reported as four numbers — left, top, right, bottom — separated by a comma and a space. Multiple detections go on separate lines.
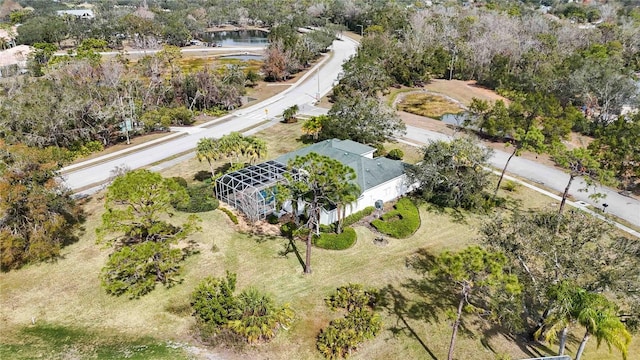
215, 139, 412, 224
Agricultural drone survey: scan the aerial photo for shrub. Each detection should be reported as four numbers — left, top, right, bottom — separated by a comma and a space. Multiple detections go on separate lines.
174, 184, 219, 213
371, 198, 420, 238
319, 224, 335, 233
191, 273, 293, 344
386, 148, 404, 160
313, 228, 356, 250
171, 176, 188, 188
266, 213, 280, 224
342, 206, 375, 228
219, 207, 238, 224
191, 272, 238, 331
373, 143, 386, 157
325, 284, 379, 312
194, 170, 213, 182
501, 180, 518, 192
317, 310, 382, 359
227, 288, 295, 344
316, 284, 382, 359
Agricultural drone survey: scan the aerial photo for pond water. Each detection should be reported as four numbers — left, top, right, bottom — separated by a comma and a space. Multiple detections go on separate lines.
440, 112, 471, 126
219, 54, 264, 61
202, 30, 269, 47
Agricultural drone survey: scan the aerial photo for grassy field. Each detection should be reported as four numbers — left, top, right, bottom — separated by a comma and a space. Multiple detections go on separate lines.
397, 93, 465, 119
1, 123, 637, 360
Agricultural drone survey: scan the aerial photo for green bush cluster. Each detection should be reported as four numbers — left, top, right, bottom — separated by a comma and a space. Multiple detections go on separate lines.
313, 228, 357, 250
173, 183, 219, 213
342, 206, 375, 228
266, 213, 280, 224
317, 284, 382, 359
140, 106, 195, 131
219, 207, 239, 224
371, 198, 420, 238
501, 180, 518, 192
191, 272, 294, 344
385, 148, 404, 160
171, 176, 188, 188
68, 140, 104, 159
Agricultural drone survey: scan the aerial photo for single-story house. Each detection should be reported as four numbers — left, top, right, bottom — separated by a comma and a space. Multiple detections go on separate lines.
215, 139, 413, 224
56, 9, 95, 19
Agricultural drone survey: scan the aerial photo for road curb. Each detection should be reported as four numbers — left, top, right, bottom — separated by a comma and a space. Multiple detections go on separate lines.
396, 138, 640, 239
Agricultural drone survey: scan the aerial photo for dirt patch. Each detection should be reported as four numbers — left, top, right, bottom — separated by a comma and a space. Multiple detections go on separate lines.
424, 79, 509, 106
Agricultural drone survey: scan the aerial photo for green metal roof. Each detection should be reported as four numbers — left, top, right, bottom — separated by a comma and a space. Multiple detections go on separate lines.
275, 139, 407, 191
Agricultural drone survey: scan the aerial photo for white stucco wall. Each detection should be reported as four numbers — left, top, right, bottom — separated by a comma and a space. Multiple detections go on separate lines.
320, 174, 415, 224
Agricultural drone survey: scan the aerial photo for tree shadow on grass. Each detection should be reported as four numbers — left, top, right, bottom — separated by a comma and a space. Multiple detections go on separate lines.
246, 233, 280, 244
476, 319, 557, 359
380, 284, 440, 360
277, 237, 305, 272
379, 248, 527, 360
422, 203, 467, 224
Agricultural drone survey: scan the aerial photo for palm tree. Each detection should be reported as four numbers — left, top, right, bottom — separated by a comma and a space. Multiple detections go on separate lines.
302, 116, 325, 140
573, 291, 631, 360
243, 137, 267, 164
219, 132, 244, 165
228, 287, 294, 343
195, 137, 221, 176
536, 281, 581, 356
282, 104, 299, 123
334, 183, 361, 234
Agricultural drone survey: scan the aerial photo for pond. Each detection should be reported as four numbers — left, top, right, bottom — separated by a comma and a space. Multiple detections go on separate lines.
219, 54, 264, 61
202, 30, 269, 47
440, 112, 471, 126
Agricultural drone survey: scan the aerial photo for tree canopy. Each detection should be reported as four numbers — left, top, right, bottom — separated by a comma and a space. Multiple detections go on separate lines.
279, 152, 358, 274
0, 141, 83, 271
97, 170, 200, 298
408, 137, 493, 210
322, 93, 405, 146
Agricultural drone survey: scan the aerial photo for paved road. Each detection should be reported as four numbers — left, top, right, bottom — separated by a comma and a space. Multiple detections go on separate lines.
403, 125, 640, 228
61, 36, 358, 191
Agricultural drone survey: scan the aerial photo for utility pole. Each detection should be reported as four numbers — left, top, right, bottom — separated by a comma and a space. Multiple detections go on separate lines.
316, 67, 320, 101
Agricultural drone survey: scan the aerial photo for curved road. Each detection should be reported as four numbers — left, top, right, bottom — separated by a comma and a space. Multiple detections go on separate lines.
403, 125, 640, 229
61, 36, 639, 231
61, 36, 358, 191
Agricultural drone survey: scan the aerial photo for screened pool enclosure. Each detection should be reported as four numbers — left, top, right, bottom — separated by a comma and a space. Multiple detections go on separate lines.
215, 160, 300, 222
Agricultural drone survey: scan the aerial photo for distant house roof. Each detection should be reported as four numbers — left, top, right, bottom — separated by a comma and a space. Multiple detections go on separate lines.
56, 9, 95, 18
0, 45, 32, 67
276, 139, 407, 192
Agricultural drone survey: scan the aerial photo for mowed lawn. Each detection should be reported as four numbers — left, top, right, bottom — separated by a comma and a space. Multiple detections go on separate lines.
1, 122, 637, 360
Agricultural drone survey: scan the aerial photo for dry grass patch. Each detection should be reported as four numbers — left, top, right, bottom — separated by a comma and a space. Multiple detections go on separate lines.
382, 141, 422, 164
397, 93, 464, 119
424, 79, 508, 106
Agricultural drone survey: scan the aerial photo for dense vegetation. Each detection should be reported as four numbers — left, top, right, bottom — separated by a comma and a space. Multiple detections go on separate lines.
191, 272, 294, 344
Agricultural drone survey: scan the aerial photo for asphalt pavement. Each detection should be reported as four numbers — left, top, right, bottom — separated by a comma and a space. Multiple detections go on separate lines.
61, 36, 358, 192
403, 125, 640, 229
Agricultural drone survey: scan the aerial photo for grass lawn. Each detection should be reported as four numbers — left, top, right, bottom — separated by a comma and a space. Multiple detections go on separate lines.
397, 93, 465, 119
2, 122, 637, 360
